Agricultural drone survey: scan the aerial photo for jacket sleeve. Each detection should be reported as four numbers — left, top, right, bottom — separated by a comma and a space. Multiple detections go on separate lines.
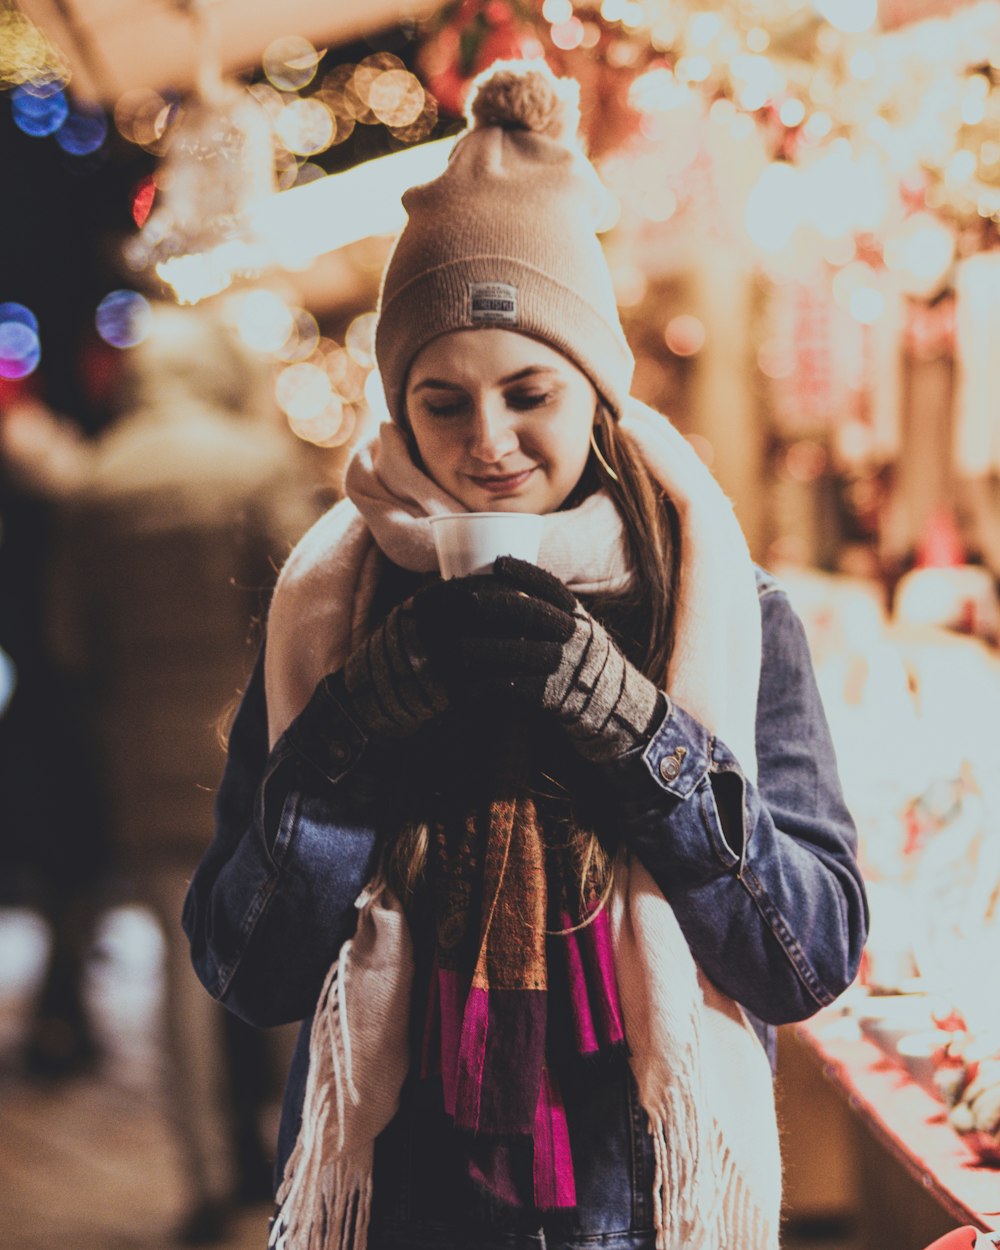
600, 581, 869, 1025
182, 646, 381, 1027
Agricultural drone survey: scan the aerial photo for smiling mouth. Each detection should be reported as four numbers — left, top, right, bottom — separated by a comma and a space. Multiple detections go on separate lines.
468, 468, 536, 492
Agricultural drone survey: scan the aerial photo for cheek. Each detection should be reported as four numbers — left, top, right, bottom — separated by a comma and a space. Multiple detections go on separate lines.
408, 420, 465, 491
547, 412, 593, 479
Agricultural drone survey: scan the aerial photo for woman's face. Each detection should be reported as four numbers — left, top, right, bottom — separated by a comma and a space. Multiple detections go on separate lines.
404, 328, 597, 515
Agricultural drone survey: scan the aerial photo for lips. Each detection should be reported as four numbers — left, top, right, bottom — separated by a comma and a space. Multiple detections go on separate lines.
468, 467, 536, 493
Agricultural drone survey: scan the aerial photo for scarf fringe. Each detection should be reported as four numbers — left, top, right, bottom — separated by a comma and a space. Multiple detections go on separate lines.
644, 1029, 722, 1250
271, 885, 413, 1250
648, 1116, 777, 1250
271, 951, 372, 1250
269, 1155, 373, 1250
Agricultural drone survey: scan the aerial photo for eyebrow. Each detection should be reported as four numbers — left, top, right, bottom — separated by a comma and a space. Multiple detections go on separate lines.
411, 366, 559, 393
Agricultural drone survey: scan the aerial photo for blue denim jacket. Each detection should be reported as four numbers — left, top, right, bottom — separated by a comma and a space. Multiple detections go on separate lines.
183, 567, 868, 1249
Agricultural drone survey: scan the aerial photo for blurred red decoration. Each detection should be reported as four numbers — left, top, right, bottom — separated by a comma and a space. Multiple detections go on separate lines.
904, 296, 956, 361
415, 0, 654, 156
131, 176, 157, 229
417, 0, 547, 117
916, 506, 966, 569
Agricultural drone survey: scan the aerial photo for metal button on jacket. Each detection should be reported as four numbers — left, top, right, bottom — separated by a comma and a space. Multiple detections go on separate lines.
328, 741, 350, 766
659, 746, 687, 782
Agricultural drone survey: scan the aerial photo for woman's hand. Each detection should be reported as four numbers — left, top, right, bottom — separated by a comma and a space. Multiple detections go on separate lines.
447, 556, 666, 762
342, 582, 456, 738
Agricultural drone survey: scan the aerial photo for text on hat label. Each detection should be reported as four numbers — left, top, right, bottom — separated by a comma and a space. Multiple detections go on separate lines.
468, 282, 519, 326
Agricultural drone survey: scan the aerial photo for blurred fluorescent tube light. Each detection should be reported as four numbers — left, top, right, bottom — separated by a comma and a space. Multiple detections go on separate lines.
249, 136, 456, 268
154, 137, 455, 303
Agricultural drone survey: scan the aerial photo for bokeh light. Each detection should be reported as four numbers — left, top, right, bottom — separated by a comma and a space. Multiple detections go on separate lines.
0, 645, 15, 718
352, 53, 407, 126
551, 18, 586, 50
368, 70, 425, 129
113, 88, 179, 153
779, 98, 806, 129
276, 309, 321, 363
262, 36, 321, 92
274, 98, 335, 156
390, 92, 439, 144
785, 439, 829, 483
55, 106, 109, 156
231, 290, 295, 355
0, 303, 41, 380
0, 302, 39, 334
319, 64, 369, 125
11, 81, 68, 137
664, 313, 706, 356
345, 312, 377, 368
276, 362, 334, 421
542, 0, 573, 22
324, 346, 368, 403
95, 290, 152, 349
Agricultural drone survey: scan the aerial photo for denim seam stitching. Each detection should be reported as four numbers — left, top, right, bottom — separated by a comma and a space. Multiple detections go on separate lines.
215, 789, 299, 997
738, 864, 832, 1007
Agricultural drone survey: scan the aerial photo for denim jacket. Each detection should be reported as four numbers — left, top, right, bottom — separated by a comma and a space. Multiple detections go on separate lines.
183, 567, 868, 1249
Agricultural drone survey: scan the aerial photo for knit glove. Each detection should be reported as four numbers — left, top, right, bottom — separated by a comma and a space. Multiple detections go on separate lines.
450, 556, 666, 762
342, 581, 455, 738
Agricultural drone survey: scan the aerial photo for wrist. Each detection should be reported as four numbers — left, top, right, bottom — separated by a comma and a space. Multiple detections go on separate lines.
570, 684, 666, 763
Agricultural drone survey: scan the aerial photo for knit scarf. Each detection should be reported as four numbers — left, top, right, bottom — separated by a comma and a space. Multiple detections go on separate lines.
414, 722, 626, 1213
265, 400, 780, 1250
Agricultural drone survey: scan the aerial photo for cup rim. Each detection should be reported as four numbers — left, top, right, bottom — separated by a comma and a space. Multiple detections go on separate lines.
428, 511, 543, 525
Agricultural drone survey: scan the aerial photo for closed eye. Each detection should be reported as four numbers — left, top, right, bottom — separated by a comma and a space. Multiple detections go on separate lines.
506, 390, 556, 411
424, 400, 470, 418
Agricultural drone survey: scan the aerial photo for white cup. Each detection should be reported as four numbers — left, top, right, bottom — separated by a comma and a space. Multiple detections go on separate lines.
429, 511, 544, 579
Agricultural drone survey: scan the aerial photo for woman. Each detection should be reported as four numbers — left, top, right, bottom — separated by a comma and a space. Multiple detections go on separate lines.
184, 60, 868, 1250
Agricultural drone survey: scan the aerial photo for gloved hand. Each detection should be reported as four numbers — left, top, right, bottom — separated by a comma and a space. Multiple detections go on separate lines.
342, 580, 457, 738
448, 556, 666, 762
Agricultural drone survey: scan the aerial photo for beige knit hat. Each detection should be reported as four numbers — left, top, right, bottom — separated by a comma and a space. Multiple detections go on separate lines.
374, 59, 634, 423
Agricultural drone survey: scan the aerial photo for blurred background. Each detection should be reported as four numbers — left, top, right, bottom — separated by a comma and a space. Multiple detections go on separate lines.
2, 1, 1000, 1247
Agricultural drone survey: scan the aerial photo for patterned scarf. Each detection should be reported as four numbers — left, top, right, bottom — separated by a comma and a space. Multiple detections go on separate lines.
414, 721, 626, 1211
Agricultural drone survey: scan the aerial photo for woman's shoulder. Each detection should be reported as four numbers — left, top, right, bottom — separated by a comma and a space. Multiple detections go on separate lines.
274, 498, 367, 597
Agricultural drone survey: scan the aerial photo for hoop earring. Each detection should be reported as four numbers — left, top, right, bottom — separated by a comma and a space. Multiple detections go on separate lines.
589, 417, 619, 483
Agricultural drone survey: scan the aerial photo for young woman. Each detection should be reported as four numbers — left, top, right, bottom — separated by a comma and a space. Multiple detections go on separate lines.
184, 60, 868, 1250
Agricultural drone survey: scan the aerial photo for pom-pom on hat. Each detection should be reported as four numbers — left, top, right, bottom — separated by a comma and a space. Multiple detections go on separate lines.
374, 59, 634, 423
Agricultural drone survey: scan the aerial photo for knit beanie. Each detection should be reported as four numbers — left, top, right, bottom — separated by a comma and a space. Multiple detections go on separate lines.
374, 59, 634, 423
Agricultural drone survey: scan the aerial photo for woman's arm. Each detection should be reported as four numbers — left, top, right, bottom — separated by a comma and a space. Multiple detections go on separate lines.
601, 577, 869, 1025
182, 647, 381, 1027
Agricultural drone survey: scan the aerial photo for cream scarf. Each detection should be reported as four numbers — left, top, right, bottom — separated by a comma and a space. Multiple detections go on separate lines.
266, 400, 780, 1250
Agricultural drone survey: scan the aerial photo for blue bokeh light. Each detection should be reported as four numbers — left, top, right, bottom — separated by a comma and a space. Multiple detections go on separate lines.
0, 647, 15, 718
95, 290, 152, 349
0, 302, 39, 334
56, 107, 109, 156
0, 322, 42, 380
11, 84, 70, 138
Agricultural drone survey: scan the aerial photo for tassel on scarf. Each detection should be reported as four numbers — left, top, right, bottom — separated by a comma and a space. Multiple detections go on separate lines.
611, 856, 779, 1250
270, 884, 413, 1250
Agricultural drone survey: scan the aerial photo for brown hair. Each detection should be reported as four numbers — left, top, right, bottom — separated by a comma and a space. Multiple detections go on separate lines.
589, 403, 682, 687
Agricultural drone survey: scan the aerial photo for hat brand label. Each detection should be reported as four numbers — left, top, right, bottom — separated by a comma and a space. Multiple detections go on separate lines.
468, 282, 518, 326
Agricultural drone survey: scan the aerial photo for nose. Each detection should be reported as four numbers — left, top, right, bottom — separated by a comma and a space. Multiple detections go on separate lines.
468, 395, 518, 463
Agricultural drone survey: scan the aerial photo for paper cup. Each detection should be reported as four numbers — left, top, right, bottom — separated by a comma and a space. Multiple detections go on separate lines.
429, 512, 544, 579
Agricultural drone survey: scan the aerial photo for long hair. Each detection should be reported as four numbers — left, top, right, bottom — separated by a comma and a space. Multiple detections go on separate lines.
386, 403, 683, 905
589, 402, 682, 687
